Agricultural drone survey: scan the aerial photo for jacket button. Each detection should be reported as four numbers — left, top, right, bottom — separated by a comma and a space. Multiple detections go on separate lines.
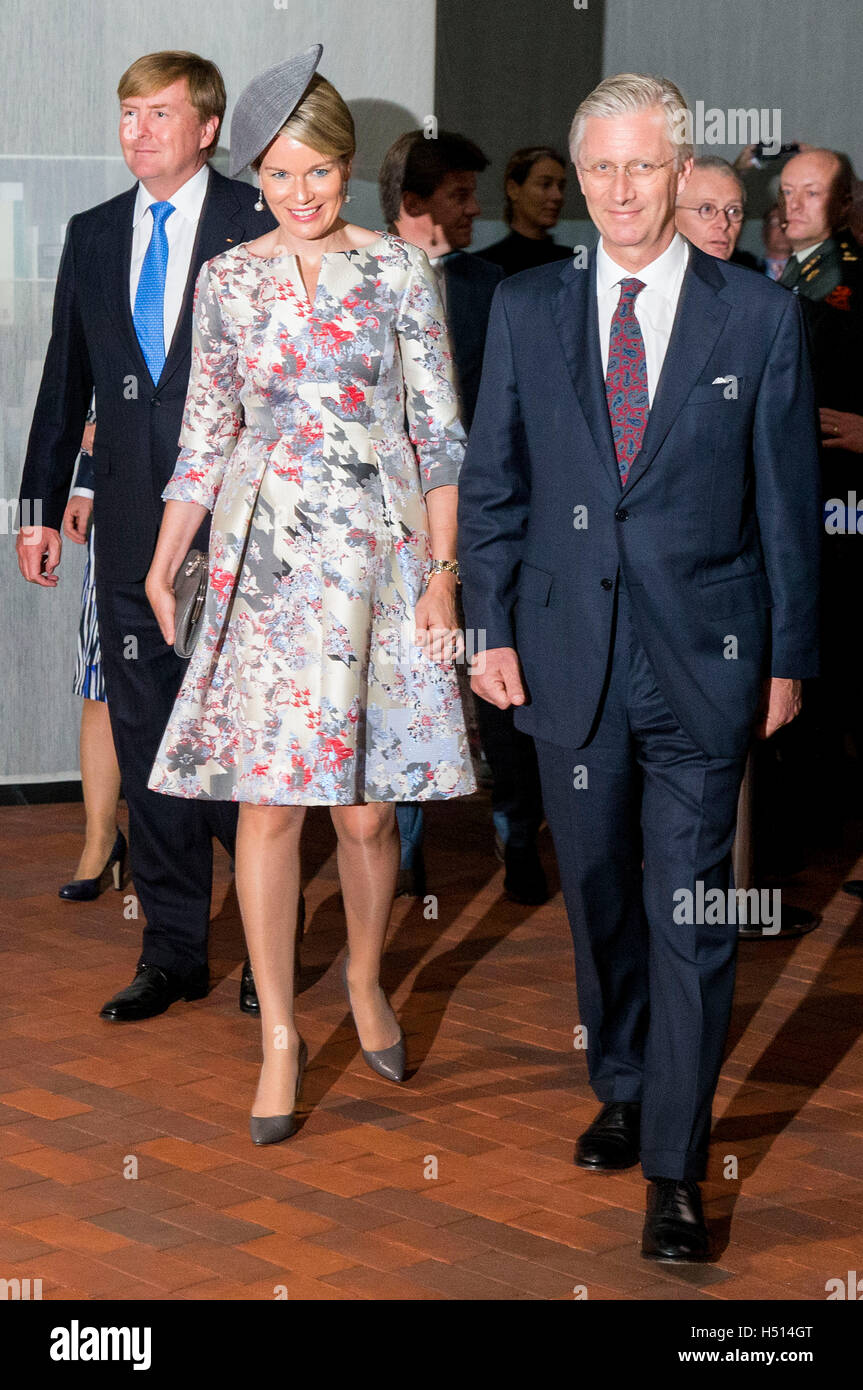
601, 577, 614, 591
150, 397, 161, 407
615, 508, 629, 521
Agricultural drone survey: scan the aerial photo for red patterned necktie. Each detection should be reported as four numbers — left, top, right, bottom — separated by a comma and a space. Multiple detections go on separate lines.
605, 277, 648, 487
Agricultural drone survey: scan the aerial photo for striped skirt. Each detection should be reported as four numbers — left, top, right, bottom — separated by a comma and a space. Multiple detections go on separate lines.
73, 526, 106, 702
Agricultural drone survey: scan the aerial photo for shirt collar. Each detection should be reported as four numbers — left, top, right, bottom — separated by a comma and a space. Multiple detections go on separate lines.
596, 230, 689, 300
795, 239, 827, 263
133, 163, 210, 228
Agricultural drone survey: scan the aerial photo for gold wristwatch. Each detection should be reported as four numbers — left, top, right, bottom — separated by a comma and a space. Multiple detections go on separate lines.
429, 559, 461, 582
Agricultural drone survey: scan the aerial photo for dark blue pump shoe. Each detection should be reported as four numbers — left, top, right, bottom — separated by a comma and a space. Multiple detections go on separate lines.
59, 829, 127, 902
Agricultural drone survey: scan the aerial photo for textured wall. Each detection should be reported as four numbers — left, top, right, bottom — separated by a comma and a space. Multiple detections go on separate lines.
1, 0, 435, 782
435, 0, 605, 231
602, 0, 861, 170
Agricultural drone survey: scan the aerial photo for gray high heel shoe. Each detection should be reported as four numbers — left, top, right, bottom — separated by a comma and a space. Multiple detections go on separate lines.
341, 957, 406, 1083
249, 1037, 308, 1145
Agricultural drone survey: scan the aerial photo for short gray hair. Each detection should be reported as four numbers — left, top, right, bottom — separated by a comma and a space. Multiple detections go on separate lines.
691, 155, 746, 202
569, 72, 693, 168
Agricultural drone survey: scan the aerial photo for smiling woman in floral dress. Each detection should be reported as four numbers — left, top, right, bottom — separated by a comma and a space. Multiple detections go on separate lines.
145, 47, 475, 1142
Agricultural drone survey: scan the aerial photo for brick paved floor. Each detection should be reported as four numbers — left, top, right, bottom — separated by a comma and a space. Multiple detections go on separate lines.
1, 795, 861, 1300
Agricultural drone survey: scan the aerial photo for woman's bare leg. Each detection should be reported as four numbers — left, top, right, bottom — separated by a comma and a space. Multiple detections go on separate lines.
74, 698, 122, 879
235, 803, 306, 1116
331, 802, 401, 1051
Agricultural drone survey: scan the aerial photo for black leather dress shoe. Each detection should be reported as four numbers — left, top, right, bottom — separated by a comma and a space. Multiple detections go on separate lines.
575, 1101, 641, 1170
642, 1179, 710, 1262
239, 893, 306, 1016
99, 962, 208, 1022
503, 843, 549, 905
738, 904, 820, 940
239, 957, 259, 1016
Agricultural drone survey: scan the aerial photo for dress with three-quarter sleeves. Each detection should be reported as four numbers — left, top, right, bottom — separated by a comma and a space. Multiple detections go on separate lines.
148, 233, 476, 805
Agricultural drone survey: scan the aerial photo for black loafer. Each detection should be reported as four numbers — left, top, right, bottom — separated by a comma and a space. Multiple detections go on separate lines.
503, 843, 549, 905
239, 957, 259, 1015
575, 1101, 641, 1170
239, 893, 306, 1016
642, 1178, 710, 1262
738, 904, 820, 940
99, 962, 208, 1022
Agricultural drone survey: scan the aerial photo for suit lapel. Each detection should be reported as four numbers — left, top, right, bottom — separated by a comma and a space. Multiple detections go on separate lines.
94, 186, 155, 388
622, 244, 730, 494
551, 254, 621, 492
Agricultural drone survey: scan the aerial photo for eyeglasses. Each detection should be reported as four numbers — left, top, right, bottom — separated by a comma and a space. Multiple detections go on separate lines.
676, 201, 745, 224
578, 158, 677, 183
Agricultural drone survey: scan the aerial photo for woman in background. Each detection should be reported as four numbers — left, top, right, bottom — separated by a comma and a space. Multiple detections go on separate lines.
478, 145, 571, 275
58, 410, 125, 900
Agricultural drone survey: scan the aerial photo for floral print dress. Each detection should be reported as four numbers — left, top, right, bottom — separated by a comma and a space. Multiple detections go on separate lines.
148, 234, 476, 805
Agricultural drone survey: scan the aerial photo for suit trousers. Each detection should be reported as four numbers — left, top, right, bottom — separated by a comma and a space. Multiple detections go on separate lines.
95, 574, 238, 977
534, 582, 747, 1180
474, 699, 544, 848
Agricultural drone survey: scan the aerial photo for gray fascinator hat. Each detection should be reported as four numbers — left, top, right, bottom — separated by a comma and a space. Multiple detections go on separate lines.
228, 44, 323, 178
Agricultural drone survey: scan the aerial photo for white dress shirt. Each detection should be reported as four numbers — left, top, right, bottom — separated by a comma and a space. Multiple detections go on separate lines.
69, 164, 211, 503
129, 162, 210, 351
596, 232, 689, 406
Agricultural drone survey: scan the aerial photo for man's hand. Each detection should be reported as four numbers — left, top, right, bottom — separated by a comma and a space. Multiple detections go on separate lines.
820, 408, 863, 453
16, 525, 62, 587
62, 495, 93, 543
754, 677, 802, 740
470, 645, 526, 709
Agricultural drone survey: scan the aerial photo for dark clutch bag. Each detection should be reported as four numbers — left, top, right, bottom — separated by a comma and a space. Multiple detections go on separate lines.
173, 549, 208, 659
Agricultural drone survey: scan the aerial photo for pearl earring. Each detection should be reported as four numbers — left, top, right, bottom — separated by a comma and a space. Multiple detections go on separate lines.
342, 185, 352, 204
254, 180, 264, 212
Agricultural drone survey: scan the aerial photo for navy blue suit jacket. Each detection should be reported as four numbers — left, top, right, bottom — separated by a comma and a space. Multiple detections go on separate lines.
458, 242, 822, 759
443, 251, 503, 429
19, 168, 276, 581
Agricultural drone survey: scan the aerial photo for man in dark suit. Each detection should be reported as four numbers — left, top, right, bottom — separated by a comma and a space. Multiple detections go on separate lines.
458, 73, 821, 1260
778, 150, 863, 856
379, 130, 547, 905
17, 51, 276, 1021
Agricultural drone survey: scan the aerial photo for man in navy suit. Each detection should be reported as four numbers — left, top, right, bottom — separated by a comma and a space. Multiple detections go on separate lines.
380, 130, 547, 906
17, 52, 276, 1022
458, 73, 821, 1260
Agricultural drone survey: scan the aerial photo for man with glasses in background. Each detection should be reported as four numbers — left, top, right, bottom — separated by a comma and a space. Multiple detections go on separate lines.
675, 155, 747, 263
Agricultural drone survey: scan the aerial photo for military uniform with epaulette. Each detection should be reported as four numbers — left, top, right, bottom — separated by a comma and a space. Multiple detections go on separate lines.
779, 230, 863, 828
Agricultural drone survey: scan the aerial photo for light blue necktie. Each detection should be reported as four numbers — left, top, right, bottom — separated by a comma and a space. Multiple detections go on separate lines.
133, 201, 175, 382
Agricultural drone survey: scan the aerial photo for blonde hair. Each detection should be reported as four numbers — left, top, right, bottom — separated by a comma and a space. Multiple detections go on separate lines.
569, 72, 693, 168
118, 52, 226, 160
251, 74, 355, 173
